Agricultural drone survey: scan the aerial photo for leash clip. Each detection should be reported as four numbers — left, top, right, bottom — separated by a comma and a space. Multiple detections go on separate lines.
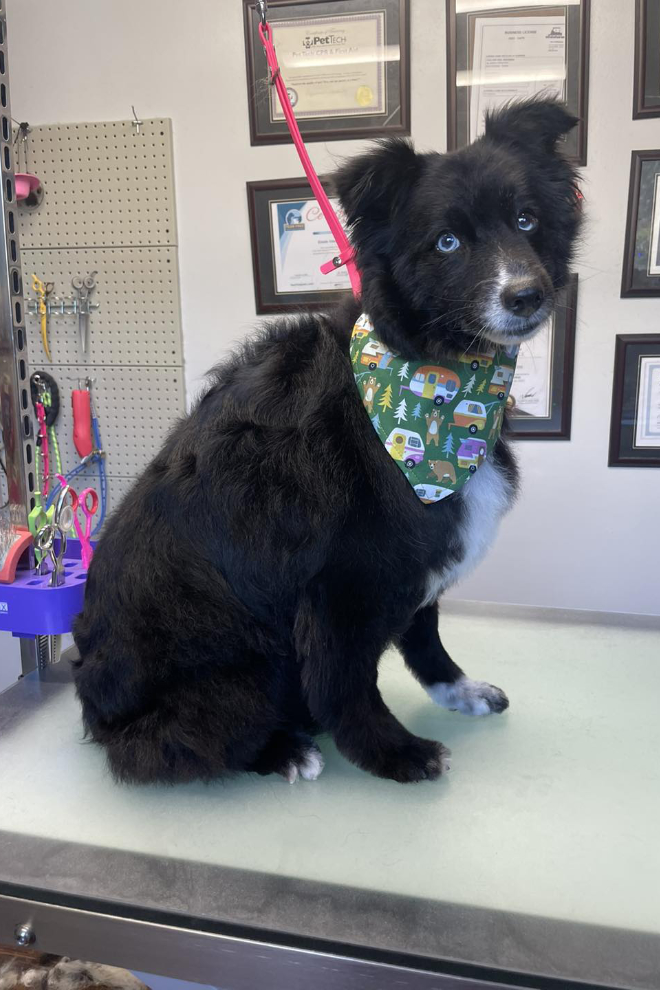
256, 0, 268, 27
320, 246, 357, 276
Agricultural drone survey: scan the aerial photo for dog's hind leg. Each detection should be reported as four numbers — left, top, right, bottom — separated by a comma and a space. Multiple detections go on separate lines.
400, 602, 509, 716
295, 583, 450, 784
248, 729, 324, 782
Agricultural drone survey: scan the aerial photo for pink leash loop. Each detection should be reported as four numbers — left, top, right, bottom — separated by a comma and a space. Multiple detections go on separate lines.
258, 20, 361, 300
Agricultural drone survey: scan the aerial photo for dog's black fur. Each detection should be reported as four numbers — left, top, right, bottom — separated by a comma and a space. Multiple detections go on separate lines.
73, 100, 581, 785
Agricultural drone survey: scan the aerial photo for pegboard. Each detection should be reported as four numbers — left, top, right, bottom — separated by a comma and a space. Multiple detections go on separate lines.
17, 118, 185, 530
18, 120, 177, 249
22, 247, 182, 366
29, 365, 185, 478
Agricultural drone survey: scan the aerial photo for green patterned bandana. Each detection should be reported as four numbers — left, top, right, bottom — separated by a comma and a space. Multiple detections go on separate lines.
350, 314, 519, 503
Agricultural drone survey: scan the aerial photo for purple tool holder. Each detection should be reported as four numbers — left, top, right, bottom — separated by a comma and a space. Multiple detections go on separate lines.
0, 539, 89, 638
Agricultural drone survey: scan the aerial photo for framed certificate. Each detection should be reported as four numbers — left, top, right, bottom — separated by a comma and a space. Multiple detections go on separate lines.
621, 150, 660, 297
243, 0, 410, 145
634, 0, 660, 119
446, 1, 591, 165
247, 177, 353, 313
507, 276, 577, 439
609, 335, 660, 467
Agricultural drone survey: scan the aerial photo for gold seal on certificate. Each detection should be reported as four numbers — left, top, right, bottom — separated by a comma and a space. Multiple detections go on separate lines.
356, 85, 374, 107
244, 1, 410, 145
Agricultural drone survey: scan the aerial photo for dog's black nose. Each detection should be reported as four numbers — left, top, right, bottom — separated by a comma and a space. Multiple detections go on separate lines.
501, 283, 545, 319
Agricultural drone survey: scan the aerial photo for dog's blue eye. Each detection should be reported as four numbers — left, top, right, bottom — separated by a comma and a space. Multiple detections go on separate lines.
517, 212, 538, 233
436, 232, 460, 253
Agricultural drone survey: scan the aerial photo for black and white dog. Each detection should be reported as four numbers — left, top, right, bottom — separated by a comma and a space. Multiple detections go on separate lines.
73, 100, 581, 785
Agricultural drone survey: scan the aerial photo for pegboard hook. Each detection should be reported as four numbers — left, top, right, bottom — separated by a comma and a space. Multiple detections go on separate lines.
12, 118, 31, 172
131, 105, 143, 135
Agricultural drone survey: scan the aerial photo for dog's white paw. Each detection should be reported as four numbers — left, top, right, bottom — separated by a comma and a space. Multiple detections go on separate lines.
284, 745, 325, 783
426, 676, 509, 716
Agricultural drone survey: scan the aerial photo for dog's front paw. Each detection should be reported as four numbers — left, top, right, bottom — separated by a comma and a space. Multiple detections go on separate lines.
372, 738, 451, 783
426, 676, 509, 716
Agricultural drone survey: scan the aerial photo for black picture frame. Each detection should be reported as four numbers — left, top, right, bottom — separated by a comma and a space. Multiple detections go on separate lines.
243, 0, 410, 146
634, 0, 660, 119
247, 176, 353, 314
621, 150, 660, 298
507, 275, 578, 440
609, 334, 660, 467
446, 1, 591, 165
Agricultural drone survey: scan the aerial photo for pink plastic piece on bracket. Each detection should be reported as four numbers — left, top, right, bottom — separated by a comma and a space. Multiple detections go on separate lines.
15, 173, 41, 200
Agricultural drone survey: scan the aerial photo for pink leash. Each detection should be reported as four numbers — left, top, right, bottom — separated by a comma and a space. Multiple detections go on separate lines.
35, 400, 50, 498
257, 6, 361, 300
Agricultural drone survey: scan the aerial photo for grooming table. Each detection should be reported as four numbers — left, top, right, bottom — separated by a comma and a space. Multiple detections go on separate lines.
0, 603, 659, 990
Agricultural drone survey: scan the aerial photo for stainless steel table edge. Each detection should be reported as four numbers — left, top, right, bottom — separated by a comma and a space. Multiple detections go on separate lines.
0, 831, 657, 990
0, 888, 647, 990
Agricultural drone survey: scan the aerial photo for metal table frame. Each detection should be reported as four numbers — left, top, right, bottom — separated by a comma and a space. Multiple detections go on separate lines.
0, 893, 540, 990
0, 840, 654, 990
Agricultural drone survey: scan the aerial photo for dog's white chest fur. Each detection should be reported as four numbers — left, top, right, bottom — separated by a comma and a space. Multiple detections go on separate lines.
421, 458, 514, 606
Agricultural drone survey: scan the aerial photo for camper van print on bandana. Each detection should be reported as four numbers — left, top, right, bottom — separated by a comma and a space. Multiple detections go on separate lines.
349, 314, 519, 503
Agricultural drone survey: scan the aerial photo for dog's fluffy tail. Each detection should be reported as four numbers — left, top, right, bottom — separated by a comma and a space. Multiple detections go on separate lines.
73, 650, 278, 785
81, 702, 231, 785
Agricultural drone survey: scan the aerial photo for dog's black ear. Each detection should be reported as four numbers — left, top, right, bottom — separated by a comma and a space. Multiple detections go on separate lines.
332, 138, 424, 228
484, 99, 578, 155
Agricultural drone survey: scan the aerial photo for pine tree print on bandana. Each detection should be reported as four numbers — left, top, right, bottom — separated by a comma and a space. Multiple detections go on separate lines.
350, 314, 519, 503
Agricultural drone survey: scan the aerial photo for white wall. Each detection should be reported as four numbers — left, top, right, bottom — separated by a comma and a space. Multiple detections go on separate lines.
5, 0, 660, 615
